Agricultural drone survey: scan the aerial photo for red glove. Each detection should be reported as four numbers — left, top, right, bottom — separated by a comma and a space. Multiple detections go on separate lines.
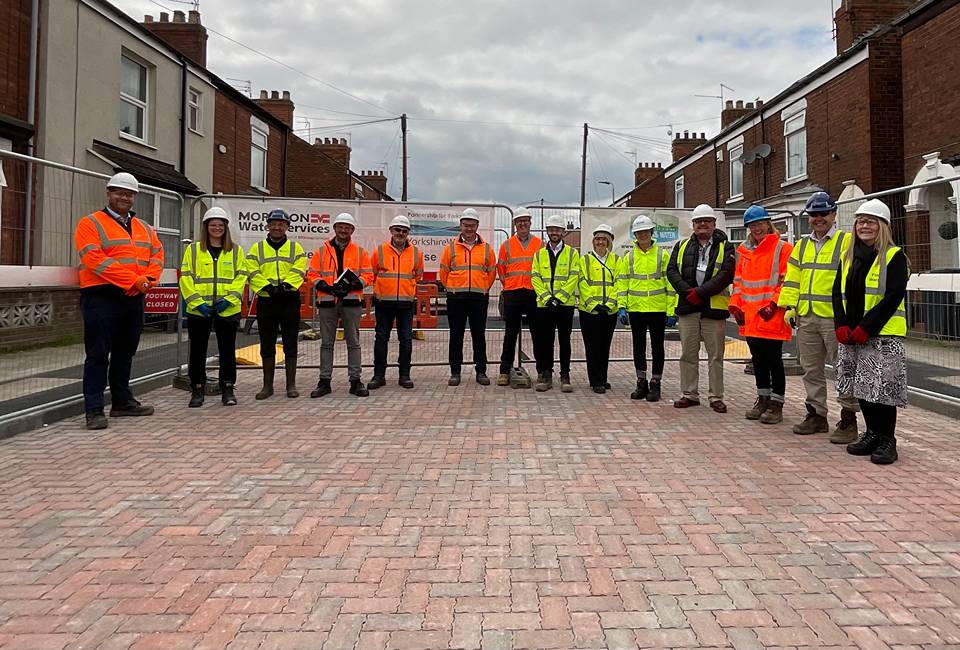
686, 289, 702, 306
729, 306, 745, 327
850, 326, 870, 345
758, 301, 778, 321
835, 326, 852, 344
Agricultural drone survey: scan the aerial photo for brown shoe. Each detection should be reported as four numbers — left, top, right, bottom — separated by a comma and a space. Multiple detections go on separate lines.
760, 401, 784, 424
709, 400, 727, 413
496, 373, 510, 386
745, 395, 769, 420
830, 407, 859, 444
673, 397, 701, 408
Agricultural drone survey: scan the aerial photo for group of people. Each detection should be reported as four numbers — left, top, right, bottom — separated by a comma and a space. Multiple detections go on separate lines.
75, 173, 909, 464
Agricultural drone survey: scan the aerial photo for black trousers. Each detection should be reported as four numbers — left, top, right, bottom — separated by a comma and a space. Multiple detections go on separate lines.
746, 336, 786, 399
499, 289, 537, 374
532, 306, 574, 376
256, 293, 300, 359
187, 314, 239, 386
374, 301, 415, 377
580, 310, 617, 387
628, 311, 666, 378
447, 294, 488, 374
81, 290, 144, 413
859, 400, 898, 438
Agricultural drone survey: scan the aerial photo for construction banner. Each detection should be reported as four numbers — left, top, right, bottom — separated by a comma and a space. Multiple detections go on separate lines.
579, 208, 693, 257
207, 197, 497, 279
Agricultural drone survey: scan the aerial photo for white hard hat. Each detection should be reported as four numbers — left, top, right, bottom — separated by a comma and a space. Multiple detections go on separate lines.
333, 212, 357, 228
544, 214, 566, 229
460, 207, 480, 223
593, 224, 614, 239
855, 199, 891, 224
691, 204, 717, 221
389, 215, 411, 229
202, 206, 229, 223
106, 172, 139, 193
513, 209, 532, 221
631, 214, 656, 233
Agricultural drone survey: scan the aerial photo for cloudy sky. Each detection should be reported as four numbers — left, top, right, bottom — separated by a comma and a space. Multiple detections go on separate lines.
117, 0, 838, 205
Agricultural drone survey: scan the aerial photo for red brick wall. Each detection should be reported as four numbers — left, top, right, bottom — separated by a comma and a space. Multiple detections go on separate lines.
140, 11, 207, 67
212, 92, 284, 196
626, 164, 665, 207
901, 3, 960, 181
285, 136, 352, 199
0, 0, 31, 123
666, 151, 717, 209
835, 0, 913, 53
867, 31, 904, 193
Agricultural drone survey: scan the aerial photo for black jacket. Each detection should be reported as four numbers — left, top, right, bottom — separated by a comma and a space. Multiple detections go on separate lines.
667, 229, 736, 320
832, 242, 908, 335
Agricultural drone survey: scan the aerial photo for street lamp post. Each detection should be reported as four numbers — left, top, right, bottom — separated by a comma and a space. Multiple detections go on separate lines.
598, 180, 615, 206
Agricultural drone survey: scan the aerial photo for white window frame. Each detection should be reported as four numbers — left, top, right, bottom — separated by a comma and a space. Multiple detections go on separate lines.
784, 110, 807, 183
188, 87, 202, 135
119, 54, 149, 143
674, 176, 684, 209
250, 117, 269, 192
134, 191, 181, 269
729, 144, 744, 199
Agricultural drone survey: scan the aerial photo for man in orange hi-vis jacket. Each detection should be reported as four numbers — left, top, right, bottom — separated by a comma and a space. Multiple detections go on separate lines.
440, 208, 497, 387
74, 172, 163, 430
496, 209, 541, 386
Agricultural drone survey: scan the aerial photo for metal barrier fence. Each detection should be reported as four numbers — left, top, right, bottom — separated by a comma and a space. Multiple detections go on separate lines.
0, 149, 186, 424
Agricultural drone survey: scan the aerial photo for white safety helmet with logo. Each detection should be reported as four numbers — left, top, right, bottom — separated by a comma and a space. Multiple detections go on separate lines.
854, 199, 891, 224
592, 223, 614, 240
690, 204, 717, 222
106, 172, 139, 193
389, 214, 411, 230
544, 214, 566, 229
333, 212, 357, 228
631, 214, 656, 233
460, 207, 480, 223
513, 208, 532, 221
202, 206, 230, 224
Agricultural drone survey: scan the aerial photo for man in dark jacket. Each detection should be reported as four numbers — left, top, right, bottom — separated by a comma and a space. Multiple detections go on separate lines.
666, 204, 736, 413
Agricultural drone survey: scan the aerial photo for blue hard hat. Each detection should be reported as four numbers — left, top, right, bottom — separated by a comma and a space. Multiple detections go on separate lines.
805, 191, 837, 214
743, 204, 770, 225
267, 208, 290, 223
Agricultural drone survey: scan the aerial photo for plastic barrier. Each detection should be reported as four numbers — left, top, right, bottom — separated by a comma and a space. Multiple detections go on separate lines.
415, 284, 439, 329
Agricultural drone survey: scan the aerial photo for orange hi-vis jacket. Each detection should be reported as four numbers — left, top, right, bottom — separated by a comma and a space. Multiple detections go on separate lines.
74, 210, 163, 291
306, 239, 374, 304
729, 233, 794, 341
371, 242, 424, 302
497, 234, 542, 291
440, 236, 496, 295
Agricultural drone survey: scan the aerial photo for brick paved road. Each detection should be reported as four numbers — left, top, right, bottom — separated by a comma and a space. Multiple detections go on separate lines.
1, 359, 959, 650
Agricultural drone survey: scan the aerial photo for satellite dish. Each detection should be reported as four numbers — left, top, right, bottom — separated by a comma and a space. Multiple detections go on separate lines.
755, 143, 772, 158
739, 151, 757, 165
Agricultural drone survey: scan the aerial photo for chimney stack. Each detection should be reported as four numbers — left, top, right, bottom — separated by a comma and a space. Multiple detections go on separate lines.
254, 89, 296, 128
671, 131, 709, 163
721, 98, 759, 129
359, 170, 388, 198
834, 0, 914, 54
141, 10, 208, 66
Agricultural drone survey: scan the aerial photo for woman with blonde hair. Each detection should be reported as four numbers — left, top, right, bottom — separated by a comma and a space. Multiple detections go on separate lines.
179, 207, 247, 407
833, 199, 909, 465
578, 224, 620, 393
728, 205, 793, 424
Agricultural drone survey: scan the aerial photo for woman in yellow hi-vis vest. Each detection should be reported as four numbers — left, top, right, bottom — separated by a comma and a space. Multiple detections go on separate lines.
179, 207, 247, 407
833, 199, 909, 465
578, 224, 619, 394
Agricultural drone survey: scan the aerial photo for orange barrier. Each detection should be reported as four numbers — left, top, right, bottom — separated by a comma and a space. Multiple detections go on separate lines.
359, 294, 376, 329
415, 284, 439, 329
242, 284, 313, 320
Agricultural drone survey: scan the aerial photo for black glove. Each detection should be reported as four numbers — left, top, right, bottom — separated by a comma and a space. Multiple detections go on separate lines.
348, 277, 364, 292
281, 282, 295, 292
595, 304, 609, 315
547, 297, 561, 310
314, 279, 333, 294
264, 283, 282, 297
331, 281, 350, 298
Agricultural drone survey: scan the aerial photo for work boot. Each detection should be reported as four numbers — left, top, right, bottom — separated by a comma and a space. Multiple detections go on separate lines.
646, 379, 661, 403
744, 395, 769, 420
399, 376, 414, 389
448, 374, 461, 386
310, 378, 331, 398
255, 358, 275, 400
85, 410, 108, 430
285, 359, 299, 398
189, 384, 205, 408
476, 372, 491, 386
367, 376, 386, 390
870, 436, 898, 465
349, 379, 369, 397
560, 373, 573, 393
221, 382, 237, 406
535, 372, 552, 392
760, 400, 783, 424
793, 406, 828, 435
497, 373, 510, 386
110, 398, 154, 417
630, 378, 649, 400
846, 429, 883, 456
830, 408, 859, 444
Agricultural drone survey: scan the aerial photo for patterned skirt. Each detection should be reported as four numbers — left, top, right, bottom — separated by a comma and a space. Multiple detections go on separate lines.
836, 336, 908, 407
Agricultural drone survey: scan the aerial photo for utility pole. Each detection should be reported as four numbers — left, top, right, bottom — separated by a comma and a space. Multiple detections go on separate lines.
580, 123, 588, 207
401, 113, 408, 202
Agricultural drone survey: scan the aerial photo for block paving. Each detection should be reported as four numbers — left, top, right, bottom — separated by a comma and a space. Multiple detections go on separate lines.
1, 356, 959, 649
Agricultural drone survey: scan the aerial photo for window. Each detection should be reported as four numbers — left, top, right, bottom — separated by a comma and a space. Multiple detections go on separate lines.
250, 120, 268, 190
120, 55, 148, 141
188, 88, 202, 134
730, 144, 744, 198
784, 111, 807, 181
132, 191, 182, 269
674, 176, 684, 208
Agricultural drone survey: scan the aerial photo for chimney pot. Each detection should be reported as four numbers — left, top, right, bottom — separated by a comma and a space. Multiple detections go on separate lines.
270, 90, 279, 100
746, 102, 754, 109
735, 100, 743, 108
725, 100, 734, 109
314, 138, 322, 145
282, 90, 290, 101
684, 130, 690, 138
341, 138, 347, 145
173, 9, 185, 22
259, 90, 268, 99
160, 12, 169, 21
144, 14, 153, 22
700, 132, 705, 139
757, 99, 764, 108
188, 9, 200, 24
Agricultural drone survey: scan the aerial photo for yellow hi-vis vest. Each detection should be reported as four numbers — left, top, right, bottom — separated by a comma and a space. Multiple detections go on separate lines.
179, 243, 247, 317
578, 251, 620, 313
840, 246, 908, 337
531, 245, 580, 307
245, 239, 308, 296
616, 242, 675, 315
778, 230, 850, 317
677, 238, 729, 311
